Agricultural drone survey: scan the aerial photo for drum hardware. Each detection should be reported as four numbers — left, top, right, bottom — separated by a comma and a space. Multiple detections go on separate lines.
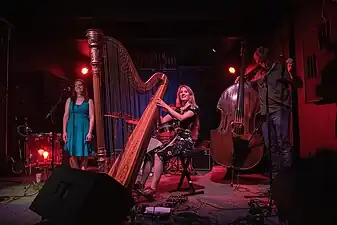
9, 117, 32, 176
104, 113, 135, 122
104, 113, 124, 119
44, 88, 68, 172
26, 133, 62, 166
104, 113, 139, 140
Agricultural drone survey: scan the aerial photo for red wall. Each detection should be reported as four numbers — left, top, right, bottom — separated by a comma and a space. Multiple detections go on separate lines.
294, 1, 337, 156
268, 1, 337, 157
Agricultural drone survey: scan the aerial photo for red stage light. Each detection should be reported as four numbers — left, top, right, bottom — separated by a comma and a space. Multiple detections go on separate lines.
38, 149, 45, 156
81, 67, 89, 75
228, 67, 236, 74
43, 151, 49, 159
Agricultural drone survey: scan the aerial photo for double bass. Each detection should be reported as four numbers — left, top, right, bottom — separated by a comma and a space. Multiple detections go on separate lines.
210, 63, 264, 171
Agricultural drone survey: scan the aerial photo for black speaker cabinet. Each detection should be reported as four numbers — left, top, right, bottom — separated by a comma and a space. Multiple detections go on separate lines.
191, 149, 212, 171
29, 166, 134, 225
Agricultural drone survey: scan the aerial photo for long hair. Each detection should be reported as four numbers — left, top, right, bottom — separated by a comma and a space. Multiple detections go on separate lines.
71, 78, 89, 102
175, 85, 200, 141
254, 46, 269, 62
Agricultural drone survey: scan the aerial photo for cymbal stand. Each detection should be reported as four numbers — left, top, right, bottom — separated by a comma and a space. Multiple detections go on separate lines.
24, 117, 32, 176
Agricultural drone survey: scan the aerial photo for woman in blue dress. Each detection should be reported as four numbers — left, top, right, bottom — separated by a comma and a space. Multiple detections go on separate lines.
62, 79, 94, 170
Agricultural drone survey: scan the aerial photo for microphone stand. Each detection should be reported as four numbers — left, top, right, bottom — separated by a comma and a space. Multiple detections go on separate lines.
1, 20, 13, 167
244, 63, 277, 217
45, 90, 67, 172
264, 64, 274, 215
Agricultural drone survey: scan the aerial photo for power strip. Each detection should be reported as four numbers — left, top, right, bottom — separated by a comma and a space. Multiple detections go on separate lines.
144, 207, 171, 215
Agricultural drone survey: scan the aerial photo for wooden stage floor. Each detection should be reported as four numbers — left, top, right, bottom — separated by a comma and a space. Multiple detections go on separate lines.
0, 166, 281, 225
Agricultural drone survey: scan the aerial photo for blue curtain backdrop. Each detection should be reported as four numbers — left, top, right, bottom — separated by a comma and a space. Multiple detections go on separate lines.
103, 66, 213, 155
104, 69, 179, 155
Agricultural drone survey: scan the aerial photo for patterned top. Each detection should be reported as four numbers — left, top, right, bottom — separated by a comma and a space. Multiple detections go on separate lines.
172, 105, 199, 131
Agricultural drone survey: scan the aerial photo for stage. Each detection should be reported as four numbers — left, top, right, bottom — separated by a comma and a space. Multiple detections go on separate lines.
0, 166, 281, 225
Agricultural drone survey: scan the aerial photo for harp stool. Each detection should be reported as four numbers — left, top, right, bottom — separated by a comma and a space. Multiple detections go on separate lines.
169, 149, 204, 196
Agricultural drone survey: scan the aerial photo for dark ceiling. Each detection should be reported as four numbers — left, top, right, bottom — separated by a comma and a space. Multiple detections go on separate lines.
2, 1, 297, 38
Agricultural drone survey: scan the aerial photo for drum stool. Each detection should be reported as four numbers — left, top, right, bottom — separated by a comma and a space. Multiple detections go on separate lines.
169, 148, 204, 196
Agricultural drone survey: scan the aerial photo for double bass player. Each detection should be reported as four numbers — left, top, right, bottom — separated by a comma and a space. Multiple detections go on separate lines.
234, 47, 301, 179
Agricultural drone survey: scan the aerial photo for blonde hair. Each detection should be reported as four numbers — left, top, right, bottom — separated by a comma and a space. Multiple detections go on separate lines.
175, 85, 200, 141
175, 85, 197, 107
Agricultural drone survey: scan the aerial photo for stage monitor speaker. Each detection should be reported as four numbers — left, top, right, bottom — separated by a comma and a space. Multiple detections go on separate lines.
29, 166, 135, 225
272, 151, 337, 225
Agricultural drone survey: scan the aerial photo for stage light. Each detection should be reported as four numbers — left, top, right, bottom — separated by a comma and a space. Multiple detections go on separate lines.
228, 67, 236, 74
38, 149, 45, 156
43, 151, 49, 160
81, 67, 89, 75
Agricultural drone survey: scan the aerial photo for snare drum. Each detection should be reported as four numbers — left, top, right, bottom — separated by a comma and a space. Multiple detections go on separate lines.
156, 123, 175, 144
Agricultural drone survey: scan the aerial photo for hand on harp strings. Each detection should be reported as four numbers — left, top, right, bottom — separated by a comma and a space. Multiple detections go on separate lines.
156, 99, 175, 112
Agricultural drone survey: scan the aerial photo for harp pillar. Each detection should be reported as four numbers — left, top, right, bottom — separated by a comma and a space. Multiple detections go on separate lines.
86, 29, 107, 172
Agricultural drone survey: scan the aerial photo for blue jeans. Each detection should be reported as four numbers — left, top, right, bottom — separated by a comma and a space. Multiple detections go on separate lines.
261, 108, 292, 178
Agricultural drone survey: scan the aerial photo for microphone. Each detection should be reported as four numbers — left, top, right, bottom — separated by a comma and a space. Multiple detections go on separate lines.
286, 58, 294, 65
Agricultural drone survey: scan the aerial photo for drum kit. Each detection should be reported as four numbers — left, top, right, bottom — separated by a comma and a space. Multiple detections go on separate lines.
104, 112, 176, 146
104, 113, 139, 125
26, 133, 62, 166
9, 118, 63, 176
104, 113, 139, 137
14, 123, 61, 174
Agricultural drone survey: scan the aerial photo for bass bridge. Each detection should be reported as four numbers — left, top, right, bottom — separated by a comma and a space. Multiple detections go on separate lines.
231, 121, 245, 137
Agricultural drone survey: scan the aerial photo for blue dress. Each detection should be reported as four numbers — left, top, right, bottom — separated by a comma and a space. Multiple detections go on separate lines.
65, 99, 92, 156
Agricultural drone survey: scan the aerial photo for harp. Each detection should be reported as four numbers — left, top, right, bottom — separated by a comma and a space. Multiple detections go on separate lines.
86, 30, 168, 188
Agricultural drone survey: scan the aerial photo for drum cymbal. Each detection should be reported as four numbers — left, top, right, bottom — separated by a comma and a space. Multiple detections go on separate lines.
125, 119, 138, 125
104, 113, 133, 119
104, 113, 123, 119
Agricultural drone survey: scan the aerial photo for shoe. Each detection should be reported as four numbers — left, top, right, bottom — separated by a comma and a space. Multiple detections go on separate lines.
140, 187, 156, 199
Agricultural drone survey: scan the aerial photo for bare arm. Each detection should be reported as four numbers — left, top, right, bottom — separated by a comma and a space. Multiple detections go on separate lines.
88, 99, 95, 134
160, 114, 173, 124
63, 98, 71, 133
166, 107, 195, 121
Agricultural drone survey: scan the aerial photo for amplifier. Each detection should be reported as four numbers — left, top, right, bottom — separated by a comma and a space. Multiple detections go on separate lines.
191, 148, 212, 171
